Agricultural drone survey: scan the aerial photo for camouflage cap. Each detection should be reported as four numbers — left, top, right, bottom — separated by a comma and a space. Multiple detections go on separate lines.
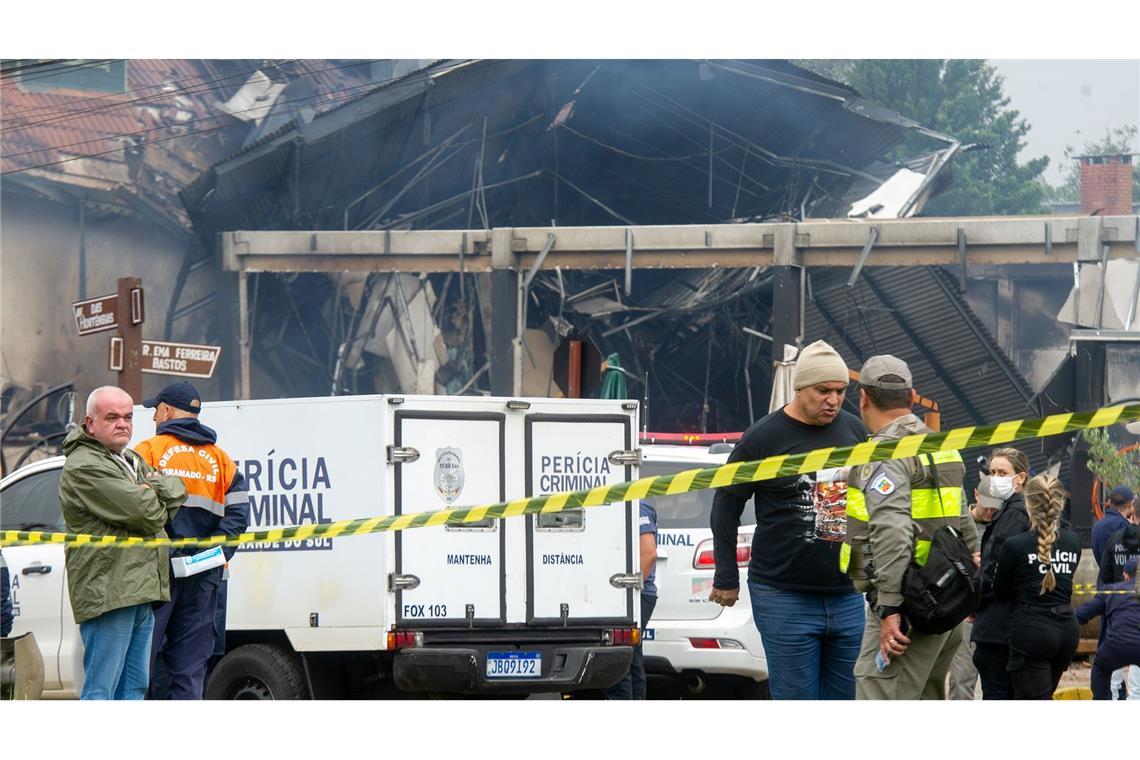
859, 355, 912, 390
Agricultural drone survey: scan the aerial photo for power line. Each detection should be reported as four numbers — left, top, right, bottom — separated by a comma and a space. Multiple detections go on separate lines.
0, 60, 284, 123
1, 60, 122, 84
2, 60, 310, 133
0, 76, 405, 176
1, 60, 111, 80
1, 76, 388, 162
0, 59, 70, 76
2, 59, 375, 132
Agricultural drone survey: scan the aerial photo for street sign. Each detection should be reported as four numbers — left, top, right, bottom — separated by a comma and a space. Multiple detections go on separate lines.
73, 293, 118, 336
140, 340, 221, 379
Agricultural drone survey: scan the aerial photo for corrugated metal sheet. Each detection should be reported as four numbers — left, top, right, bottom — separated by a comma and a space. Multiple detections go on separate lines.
803, 265, 1059, 482
807, 266, 1037, 429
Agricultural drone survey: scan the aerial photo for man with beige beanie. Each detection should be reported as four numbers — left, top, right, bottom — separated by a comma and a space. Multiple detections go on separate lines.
709, 340, 868, 699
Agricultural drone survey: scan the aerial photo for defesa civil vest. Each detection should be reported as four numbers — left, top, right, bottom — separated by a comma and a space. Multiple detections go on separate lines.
134, 434, 238, 517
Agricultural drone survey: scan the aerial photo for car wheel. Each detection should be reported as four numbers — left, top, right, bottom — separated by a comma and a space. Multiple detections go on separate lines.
205, 643, 307, 700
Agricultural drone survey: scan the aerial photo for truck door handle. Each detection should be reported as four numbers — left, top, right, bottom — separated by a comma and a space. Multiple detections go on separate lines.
22, 564, 52, 575
388, 573, 421, 591
609, 572, 642, 590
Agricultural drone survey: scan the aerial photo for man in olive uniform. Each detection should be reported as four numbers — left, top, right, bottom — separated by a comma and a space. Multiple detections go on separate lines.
842, 355, 977, 700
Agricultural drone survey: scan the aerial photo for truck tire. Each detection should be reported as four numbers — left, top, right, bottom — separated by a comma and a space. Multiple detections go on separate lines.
205, 643, 307, 700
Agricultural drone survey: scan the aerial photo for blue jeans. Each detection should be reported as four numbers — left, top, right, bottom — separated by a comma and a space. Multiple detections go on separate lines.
79, 603, 155, 700
748, 580, 864, 700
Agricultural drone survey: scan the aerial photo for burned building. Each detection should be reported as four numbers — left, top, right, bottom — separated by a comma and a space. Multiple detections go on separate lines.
182, 59, 969, 431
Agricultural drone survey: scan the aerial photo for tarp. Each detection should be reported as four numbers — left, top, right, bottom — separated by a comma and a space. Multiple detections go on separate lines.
600, 352, 627, 399
769, 343, 799, 413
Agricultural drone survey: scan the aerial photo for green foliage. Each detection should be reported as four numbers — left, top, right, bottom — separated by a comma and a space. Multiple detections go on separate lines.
838, 60, 1050, 216
1047, 125, 1139, 204
1082, 426, 1140, 498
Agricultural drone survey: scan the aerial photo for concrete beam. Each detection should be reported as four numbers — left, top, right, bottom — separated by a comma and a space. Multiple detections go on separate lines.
219, 215, 1140, 274
771, 223, 803, 364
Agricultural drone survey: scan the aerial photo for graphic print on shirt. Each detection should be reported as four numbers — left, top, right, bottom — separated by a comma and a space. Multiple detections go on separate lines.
794, 467, 849, 543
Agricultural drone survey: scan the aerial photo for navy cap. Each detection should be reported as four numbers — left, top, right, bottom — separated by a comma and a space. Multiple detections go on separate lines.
142, 381, 201, 414
1109, 485, 1135, 505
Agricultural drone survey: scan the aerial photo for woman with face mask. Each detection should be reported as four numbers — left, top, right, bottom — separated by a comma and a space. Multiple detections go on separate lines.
971, 447, 1031, 699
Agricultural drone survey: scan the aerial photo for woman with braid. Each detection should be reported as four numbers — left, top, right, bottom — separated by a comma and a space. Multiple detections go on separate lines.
993, 475, 1082, 699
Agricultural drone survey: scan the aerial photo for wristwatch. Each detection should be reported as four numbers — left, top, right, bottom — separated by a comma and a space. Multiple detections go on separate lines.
875, 605, 901, 619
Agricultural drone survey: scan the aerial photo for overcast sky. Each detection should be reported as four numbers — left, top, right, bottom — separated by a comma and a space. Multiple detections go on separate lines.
989, 60, 1140, 184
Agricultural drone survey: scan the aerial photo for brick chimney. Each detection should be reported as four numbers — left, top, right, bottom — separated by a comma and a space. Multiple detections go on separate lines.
1079, 154, 1134, 215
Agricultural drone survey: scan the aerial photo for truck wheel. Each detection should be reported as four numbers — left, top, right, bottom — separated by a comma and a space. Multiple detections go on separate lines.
205, 643, 307, 700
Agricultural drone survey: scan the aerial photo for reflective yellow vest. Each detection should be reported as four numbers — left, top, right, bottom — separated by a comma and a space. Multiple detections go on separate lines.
839, 449, 965, 573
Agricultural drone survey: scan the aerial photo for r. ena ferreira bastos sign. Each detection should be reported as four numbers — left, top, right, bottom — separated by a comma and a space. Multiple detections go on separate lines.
141, 340, 221, 379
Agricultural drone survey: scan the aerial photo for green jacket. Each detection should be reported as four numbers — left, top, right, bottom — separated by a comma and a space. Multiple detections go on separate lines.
59, 426, 187, 624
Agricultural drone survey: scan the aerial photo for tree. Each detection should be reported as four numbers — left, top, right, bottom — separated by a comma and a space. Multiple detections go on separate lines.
839, 60, 1050, 216
1048, 124, 1139, 205
1082, 426, 1140, 507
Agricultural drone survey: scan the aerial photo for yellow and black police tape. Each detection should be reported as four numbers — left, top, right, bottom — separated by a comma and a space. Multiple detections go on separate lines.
1072, 584, 1139, 596
4, 402, 1140, 555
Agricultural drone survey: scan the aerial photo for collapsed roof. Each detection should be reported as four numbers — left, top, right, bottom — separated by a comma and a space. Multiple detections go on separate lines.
178, 59, 980, 432
183, 59, 959, 237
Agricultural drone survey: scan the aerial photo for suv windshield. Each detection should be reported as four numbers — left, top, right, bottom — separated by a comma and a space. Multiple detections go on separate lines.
641, 462, 755, 530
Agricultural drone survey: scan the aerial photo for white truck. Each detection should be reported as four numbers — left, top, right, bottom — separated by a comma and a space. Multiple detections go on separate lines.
0, 394, 644, 698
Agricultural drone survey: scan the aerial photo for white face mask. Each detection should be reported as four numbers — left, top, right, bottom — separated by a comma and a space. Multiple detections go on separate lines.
988, 476, 1016, 500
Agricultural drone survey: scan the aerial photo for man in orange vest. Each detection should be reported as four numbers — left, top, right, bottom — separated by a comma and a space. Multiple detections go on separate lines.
134, 381, 249, 699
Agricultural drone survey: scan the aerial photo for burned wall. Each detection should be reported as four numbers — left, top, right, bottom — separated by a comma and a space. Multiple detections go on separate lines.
0, 190, 221, 407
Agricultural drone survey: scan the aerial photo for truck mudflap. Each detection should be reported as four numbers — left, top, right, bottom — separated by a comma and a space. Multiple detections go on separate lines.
393, 644, 633, 694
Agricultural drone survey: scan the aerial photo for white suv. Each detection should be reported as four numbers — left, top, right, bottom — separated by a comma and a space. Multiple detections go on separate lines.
0, 456, 83, 697
640, 441, 768, 698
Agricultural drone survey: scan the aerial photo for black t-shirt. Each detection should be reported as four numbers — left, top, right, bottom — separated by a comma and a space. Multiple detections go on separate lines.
994, 529, 1082, 609
710, 407, 868, 593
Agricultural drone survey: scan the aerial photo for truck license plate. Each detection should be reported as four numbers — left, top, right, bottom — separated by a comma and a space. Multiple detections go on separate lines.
486, 651, 541, 678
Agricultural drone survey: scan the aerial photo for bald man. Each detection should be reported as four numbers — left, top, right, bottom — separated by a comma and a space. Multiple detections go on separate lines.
59, 386, 186, 700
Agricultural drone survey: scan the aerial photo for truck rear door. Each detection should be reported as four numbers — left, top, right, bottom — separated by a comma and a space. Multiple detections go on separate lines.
392, 408, 506, 627
524, 410, 635, 625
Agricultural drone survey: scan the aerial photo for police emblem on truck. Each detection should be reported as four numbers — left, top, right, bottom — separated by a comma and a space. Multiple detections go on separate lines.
434, 447, 465, 504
